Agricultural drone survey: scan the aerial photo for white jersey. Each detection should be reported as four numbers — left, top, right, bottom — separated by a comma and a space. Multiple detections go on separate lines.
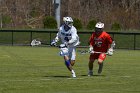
55, 25, 80, 47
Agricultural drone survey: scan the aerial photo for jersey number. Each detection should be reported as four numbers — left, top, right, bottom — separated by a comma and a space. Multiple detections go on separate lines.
95, 41, 102, 47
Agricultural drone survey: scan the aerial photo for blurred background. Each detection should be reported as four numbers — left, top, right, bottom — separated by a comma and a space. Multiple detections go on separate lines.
0, 0, 140, 30
0, 0, 140, 49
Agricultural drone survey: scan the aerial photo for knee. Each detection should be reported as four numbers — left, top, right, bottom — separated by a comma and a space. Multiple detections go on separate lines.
89, 59, 94, 63
98, 59, 103, 64
71, 60, 75, 66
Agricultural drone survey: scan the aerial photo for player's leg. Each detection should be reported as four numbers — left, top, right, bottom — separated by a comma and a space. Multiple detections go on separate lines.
64, 56, 72, 71
88, 54, 96, 76
68, 47, 77, 77
59, 47, 76, 77
69, 47, 76, 66
88, 60, 94, 76
63, 55, 76, 77
98, 59, 104, 74
97, 53, 106, 74
71, 60, 75, 66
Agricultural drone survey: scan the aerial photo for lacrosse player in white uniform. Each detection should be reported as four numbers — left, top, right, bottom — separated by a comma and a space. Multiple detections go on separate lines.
51, 17, 80, 78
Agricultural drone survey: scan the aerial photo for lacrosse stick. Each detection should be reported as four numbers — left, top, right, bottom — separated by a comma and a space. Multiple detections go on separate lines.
31, 39, 41, 46
31, 38, 52, 46
77, 50, 108, 55
90, 51, 108, 54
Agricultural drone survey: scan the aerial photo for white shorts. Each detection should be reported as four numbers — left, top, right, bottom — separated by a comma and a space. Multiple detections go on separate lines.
68, 47, 76, 60
59, 47, 76, 60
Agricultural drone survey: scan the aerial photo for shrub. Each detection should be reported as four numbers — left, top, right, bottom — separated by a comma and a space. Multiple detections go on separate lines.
73, 18, 82, 30
2, 15, 12, 24
111, 22, 121, 30
43, 16, 57, 29
86, 20, 97, 30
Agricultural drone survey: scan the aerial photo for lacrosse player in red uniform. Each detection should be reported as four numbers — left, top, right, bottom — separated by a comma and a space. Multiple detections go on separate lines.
88, 22, 115, 76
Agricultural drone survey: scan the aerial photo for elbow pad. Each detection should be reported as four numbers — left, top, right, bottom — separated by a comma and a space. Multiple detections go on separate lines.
111, 41, 115, 49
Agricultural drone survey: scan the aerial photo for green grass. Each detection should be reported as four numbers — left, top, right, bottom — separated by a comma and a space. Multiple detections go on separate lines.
0, 46, 140, 93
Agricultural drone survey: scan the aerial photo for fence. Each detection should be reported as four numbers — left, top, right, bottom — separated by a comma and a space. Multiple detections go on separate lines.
0, 29, 140, 50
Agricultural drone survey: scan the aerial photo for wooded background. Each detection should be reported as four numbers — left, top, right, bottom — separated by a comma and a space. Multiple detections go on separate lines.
0, 0, 140, 30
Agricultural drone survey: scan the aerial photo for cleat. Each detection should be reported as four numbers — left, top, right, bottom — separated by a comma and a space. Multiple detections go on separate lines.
72, 72, 76, 78
71, 70, 76, 78
88, 71, 93, 76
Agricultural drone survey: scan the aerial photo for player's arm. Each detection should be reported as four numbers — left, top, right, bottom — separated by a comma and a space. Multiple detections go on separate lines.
89, 34, 95, 53
110, 41, 115, 49
51, 31, 60, 46
106, 35, 115, 55
107, 35, 115, 49
54, 32, 60, 42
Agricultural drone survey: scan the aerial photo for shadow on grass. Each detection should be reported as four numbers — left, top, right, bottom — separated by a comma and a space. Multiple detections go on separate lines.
81, 74, 106, 77
43, 74, 106, 79
44, 75, 70, 78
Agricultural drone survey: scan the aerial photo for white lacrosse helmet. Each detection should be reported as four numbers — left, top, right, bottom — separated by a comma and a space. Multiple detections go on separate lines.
63, 17, 73, 27
95, 22, 104, 29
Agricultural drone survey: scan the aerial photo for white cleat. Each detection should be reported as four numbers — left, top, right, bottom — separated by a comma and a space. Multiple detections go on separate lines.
71, 70, 76, 78
72, 72, 76, 78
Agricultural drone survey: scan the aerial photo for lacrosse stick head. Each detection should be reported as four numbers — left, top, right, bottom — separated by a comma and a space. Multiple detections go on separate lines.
31, 39, 41, 46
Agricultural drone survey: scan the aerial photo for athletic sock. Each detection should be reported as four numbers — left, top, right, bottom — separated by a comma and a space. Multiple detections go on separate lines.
71, 70, 76, 78
71, 69, 75, 74
89, 70, 93, 73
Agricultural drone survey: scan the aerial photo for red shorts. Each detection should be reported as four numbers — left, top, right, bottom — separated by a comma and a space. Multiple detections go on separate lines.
89, 53, 106, 61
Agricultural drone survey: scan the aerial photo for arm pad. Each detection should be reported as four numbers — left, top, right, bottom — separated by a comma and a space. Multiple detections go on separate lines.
111, 41, 115, 49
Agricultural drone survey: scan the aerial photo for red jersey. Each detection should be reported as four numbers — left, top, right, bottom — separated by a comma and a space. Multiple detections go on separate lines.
89, 31, 113, 52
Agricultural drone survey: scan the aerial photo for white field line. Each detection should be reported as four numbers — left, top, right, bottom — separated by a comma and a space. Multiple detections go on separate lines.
0, 77, 87, 82
0, 55, 11, 58
0, 75, 131, 82
119, 76, 131, 78
0, 79, 52, 82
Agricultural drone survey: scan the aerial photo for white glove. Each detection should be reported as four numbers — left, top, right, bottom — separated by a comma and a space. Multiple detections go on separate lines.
107, 48, 113, 56
89, 46, 93, 53
51, 40, 57, 46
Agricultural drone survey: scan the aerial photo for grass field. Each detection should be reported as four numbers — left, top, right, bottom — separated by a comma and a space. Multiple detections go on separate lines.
0, 46, 140, 93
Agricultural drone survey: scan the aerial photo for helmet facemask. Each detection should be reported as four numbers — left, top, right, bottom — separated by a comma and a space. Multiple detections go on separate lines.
95, 27, 103, 35
95, 22, 104, 35
64, 24, 71, 31
65, 21, 73, 28
95, 27, 102, 32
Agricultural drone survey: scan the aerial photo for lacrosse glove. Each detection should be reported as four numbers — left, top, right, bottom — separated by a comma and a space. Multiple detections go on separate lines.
107, 48, 113, 56
51, 40, 57, 46
89, 46, 94, 53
